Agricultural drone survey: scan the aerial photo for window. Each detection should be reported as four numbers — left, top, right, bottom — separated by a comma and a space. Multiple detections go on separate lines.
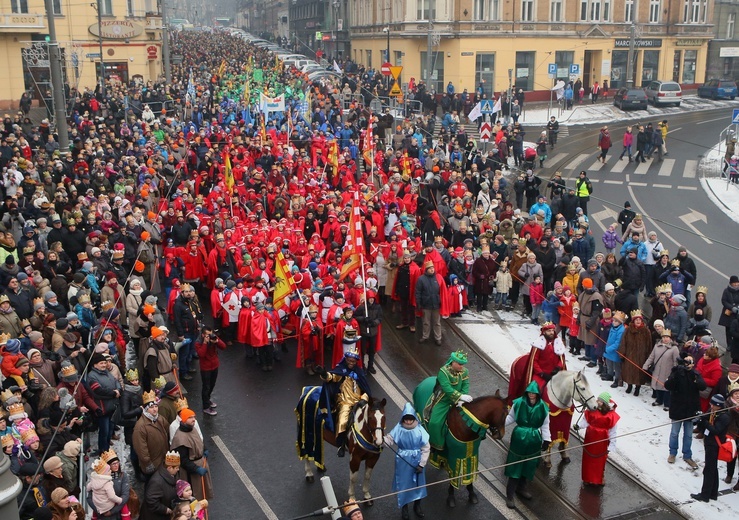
642, 50, 660, 84
474, 0, 485, 20
522, 0, 534, 21
420, 51, 444, 91
473, 0, 501, 20
649, 0, 660, 22
728, 13, 736, 39
127, 0, 134, 16
100, 0, 113, 16
11, 0, 28, 13
555, 50, 574, 82
551, 0, 563, 22
625, 0, 634, 22
673, 50, 682, 81
610, 50, 634, 88
475, 53, 495, 98
366, 50, 372, 69
683, 0, 707, 23
581, 0, 609, 21
491, 0, 500, 20
53, 0, 62, 14
417, 0, 436, 20
515, 51, 535, 91
682, 49, 697, 82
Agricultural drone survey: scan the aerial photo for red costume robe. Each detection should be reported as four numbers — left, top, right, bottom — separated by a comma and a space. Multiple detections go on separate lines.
331, 317, 360, 368
296, 315, 324, 368
580, 404, 620, 485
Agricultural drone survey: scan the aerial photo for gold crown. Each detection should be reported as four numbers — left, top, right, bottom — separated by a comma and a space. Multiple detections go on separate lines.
165, 451, 181, 466
661, 329, 673, 338
541, 321, 556, 329
670, 259, 681, 267
125, 368, 139, 382
60, 364, 78, 378
100, 449, 118, 464
22, 246, 35, 254
695, 286, 708, 296
77, 294, 91, 304
175, 397, 189, 412
142, 390, 158, 406
20, 428, 37, 444
612, 311, 627, 322
1, 434, 14, 449
33, 297, 44, 307
7, 402, 25, 417
0, 333, 10, 345
101, 300, 114, 311
152, 376, 166, 390
92, 458, 108, 474
0, 389, 14, 404
658, 249, 669, 257
630, 309, 643, 319
728, 381, 739, 395
656, 283, 673, 294
180, 283, 193, 292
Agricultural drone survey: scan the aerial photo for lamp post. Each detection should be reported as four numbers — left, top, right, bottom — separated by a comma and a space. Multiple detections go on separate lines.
383, 26, 390, 90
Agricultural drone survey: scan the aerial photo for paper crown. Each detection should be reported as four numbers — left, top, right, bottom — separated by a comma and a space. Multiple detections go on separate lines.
670, 259, 681, 267
341, 501, 361, 517
540, 321, 556, 330
423, 260, 434, 270
77, 293, 91, 304
100, 448, 119, 464
630, 309, 643, 319
0, 333, 10, 345
152, 376, 166, 390
101, 300, 115, 311
142, 390, 158, 406
656, 283, 673, 294
20, 428, 38, 444
32, 297, 44, 307
728, 381, 739, 396
659, 249, 669, 257
92, 458, 108, 474
308, 304, 319, 313
22, 246, 35, 254
125, 368, 139, 382
1, 434, 14, 449
612, 311, 627, 322
180, 283, 193, 292
60, 364, 78, 379
165, 451, 181, 466
695, 285, 708, 295
0, 389, 14, 404
661, 329, 673, 337
7, 402, 25, 417
175, 397, 189, 412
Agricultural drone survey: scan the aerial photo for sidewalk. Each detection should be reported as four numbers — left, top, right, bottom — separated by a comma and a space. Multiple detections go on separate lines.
698, 140, 739, 224
453, 309, 739, 518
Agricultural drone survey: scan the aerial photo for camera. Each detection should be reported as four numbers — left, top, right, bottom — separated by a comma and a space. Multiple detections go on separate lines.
209, 333, 217, 340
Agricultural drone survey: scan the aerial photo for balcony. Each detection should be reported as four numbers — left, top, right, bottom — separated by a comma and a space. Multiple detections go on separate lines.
146, 14, 162, 31
0, 13, 45, 32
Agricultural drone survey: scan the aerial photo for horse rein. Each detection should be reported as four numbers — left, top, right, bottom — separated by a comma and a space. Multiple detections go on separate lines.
548, 373, 595, 413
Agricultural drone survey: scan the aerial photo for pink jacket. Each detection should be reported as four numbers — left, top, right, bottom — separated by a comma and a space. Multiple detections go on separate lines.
623, 132, 633, 146
86, 472, 122, 514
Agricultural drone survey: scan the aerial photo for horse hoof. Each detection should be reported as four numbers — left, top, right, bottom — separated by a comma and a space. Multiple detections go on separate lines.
305, 475, 315, 483
561, 457, 571, 464
469, 492, 479, 504
447, 496, 456, 508
365, 499, 374, 507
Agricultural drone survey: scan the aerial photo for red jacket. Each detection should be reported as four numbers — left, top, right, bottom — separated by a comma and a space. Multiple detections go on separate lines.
195, 337, 227, 371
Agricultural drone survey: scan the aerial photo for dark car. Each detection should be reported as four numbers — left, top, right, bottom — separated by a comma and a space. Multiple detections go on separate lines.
697, 79, 738, 100
613, 87, 648, 110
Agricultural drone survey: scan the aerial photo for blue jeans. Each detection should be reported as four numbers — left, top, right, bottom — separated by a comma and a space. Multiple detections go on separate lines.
669, 419, 693, 459
179, 337, 194, 373
97, 414, 112, 453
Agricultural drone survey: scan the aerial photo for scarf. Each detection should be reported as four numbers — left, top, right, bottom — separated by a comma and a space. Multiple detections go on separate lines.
142, 409, 158, 422
128, 288, 143, 297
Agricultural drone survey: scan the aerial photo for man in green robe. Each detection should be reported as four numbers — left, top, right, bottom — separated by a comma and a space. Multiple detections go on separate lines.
424, 350, 472, 451
504, 380, 551, 509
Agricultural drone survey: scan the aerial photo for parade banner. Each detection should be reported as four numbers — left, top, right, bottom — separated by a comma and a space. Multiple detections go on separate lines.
340, 191, 363, 280
253, 69, 264, 83
273, 251, 297, 310
259, 93, 286, 113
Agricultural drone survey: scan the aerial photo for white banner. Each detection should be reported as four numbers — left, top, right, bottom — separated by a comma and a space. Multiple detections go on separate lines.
260, 93, 286, 113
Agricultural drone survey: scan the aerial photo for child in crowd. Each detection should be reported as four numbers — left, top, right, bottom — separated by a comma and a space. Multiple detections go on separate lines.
558, 285, 576, 345
176, 479, 209, 519
494, 260, 512, 310
87, 458, 123, 516
593, 308, 613, 376
569, 303, 582, 356
542, 288, 562, 325
448, 275, 467, 317
529, 275, 545, 325
601, 224, 623, 255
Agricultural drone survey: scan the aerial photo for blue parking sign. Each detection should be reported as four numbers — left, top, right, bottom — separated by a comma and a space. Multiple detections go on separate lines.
570, 64, 580, 75
548, 63, 557, 75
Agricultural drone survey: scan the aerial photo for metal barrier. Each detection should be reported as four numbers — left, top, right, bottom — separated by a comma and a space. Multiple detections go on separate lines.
79, 432, 87, 511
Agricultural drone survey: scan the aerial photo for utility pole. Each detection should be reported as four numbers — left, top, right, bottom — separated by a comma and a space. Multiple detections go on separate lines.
426, 17, 433, 90
96, 0, 104, 90
162, 0, 171, 83
626, 19, 636, 87
43, 0, 69, 153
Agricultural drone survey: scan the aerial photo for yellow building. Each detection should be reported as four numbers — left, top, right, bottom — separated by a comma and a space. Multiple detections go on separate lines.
349, 0, 712, 100
0, 0, 164, 109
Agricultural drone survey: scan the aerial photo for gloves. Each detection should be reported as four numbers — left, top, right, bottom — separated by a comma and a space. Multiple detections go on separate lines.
357, 399, 368, 408
170, 353, 178, 361
541, 441, 551, 452
195, 467, 208, 476
314, 365, 327, 377
540, 372, 552, 382
415, 465, 424, 474
203, 449, 209, 459
460, 394, 473, 403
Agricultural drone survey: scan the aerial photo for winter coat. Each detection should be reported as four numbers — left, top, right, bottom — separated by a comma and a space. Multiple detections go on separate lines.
601, 262, 621, 284
140, 464, 178, 520
578, 289, 604, 346
120, 384, 143, 430
517, 262, 543, 296
415, 272, 442, 310
132, 413, 170, 475
664, 365, 706, 421
472, 255, 498, 296
354, 301, 383, 338
663, 304, 689, 343
643, 341, 679, 391
696, 356, 723, 411
494, 269, 513, 293
601, 230, 622, 250
620, 323, 653, 386
86, 366, 121, 416
529, 283, 545, 306
603, 323, 625, 363
87, 472, 122, 514
719, 285, 739, 328
618, 256, 646, 291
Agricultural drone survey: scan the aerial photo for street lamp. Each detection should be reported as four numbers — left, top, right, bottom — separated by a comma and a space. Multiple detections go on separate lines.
383, 26, 390, 63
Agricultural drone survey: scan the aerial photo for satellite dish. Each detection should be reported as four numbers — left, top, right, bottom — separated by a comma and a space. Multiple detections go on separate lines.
551, 80, 566, 91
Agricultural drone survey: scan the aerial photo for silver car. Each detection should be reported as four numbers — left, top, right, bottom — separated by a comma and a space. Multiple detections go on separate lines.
644, 80, 682, 107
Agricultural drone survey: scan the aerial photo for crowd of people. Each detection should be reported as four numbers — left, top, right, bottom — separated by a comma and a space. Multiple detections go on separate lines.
1, 25, 739, 520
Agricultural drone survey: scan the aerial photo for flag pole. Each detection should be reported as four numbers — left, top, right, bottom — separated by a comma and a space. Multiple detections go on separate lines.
359, 253, 369, 336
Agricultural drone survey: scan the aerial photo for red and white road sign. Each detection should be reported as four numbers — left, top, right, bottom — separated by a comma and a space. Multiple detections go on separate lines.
381, 62, 392, 76
480, 122, 492, 142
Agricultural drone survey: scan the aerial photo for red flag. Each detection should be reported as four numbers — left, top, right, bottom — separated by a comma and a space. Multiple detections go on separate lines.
340, 190, 363, 280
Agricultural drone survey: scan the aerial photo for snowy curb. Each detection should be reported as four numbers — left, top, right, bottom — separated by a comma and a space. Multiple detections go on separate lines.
698, 141, 739, 224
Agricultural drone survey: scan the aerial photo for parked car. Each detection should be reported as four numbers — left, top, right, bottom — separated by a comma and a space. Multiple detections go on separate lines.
613, 87, 648, 110
644, 80, 682, 107
697, 79, 738, 100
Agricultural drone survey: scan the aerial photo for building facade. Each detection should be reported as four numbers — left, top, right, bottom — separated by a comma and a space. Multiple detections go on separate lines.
349, 0, 713, 100
287, 0, 349, 59
0, 0, 163, 108
706, 0, 739, 81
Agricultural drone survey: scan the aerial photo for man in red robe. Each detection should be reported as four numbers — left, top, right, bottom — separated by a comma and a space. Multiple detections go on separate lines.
332, 307, 360, 368
296, 304, 323, 373
526, 322, 567, 392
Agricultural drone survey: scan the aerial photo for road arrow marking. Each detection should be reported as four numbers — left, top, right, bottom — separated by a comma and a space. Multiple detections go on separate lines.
679, 208, 712, 244
590, 207, 620, 232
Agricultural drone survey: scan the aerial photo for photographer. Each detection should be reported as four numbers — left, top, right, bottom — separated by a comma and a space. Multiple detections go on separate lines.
195, 326, 226, 416
691, 394, 730, 502
664, 353, 706, 469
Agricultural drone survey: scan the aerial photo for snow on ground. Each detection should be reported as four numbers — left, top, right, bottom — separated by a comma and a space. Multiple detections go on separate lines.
455, 310, 739, 517
517, 95, 739, 126
698, 140, 739, 224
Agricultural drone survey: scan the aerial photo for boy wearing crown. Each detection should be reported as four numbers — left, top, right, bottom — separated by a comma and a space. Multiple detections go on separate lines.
141, 450, 180, 520
315, 338, 372, 458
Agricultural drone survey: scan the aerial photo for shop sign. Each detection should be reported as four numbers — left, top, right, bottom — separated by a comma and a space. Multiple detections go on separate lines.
676, 39, 704, 47
614, 38, 662, 48
147, 45, 158, 60
89, 21, 144, 40
720, 47, 739, 57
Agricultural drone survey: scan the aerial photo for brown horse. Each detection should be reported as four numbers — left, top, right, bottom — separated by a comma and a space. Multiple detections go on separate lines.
414, 378, 508, 507
296, 387, 387, 504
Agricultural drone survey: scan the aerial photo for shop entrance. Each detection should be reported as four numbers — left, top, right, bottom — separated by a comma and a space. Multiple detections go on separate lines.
583, 50, 603, 93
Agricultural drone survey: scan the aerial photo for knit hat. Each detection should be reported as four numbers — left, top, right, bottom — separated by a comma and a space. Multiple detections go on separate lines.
150, 326, 166, 339
63, 440, 81, 458
176, 479, 191, 497
4, 339, 21, 354
16, 272, 28, 281
581, 278, 593, 289
90, 352, 107, 366
50, 487, 68, 504
729, 364, 739, 374
604, 282, 614, 291
711, 394, 726, 407
65, 312, 78, 322
57, 318, 69, 330
179, 408, 196, 422
27, 348, 41, 359
43, 456, 63, 473
653, 319, 664, 329
14, 357, 29, 368
731, 275, 739, 284
163, 381, 180, 396
44, 291, 57, 302
597, 392, 612, 405
82, 261, 93, 271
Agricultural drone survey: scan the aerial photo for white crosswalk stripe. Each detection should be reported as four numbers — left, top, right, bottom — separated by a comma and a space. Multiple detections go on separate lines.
587, 159, 604, 171
567, 153, 590, 172
611, 159, 628, 173
683, 159, 697, 178
547, 152, 568, 165
634, 160, 650, 175
658, 158, 675, 176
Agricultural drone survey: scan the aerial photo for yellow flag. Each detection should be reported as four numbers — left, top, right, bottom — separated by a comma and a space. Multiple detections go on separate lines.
273, 251, 297, 310
218, 59, 227, 77
243, 77, 250, 103
223, 150, 234, 195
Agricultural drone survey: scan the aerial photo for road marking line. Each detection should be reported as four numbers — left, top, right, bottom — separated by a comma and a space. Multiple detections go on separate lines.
603, 179, 621, 184
683, 159, 697, 178
697, 116, 727, 125
549, 152, 568, 164
630, 181, 648, 186
590, 179, 600, 182
667, 127, 682, 133
658, 159, 675, 176
611, 160, 628, 173
211, 436, 279, 520
586, 160, 604, 171
634, 161, 650, 175
653, 184, 672, 188
677, 185, 698, 190
567, 154, 590, 172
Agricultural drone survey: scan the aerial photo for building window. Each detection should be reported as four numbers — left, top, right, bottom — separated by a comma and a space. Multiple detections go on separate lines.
649, 0, 660, 22
555, 50, 574, 82
611, 50, 633, 88
581, 0, 609, 21
366, 49, 372, 69
53, 0, 62, 14
475, 53, 495, 97
127, 0, 134, 16
515, 51, 535, 91
11, 0, 29, 13
474, 0, 501, 20
394, 50, 402, 65
474, 0, 485, 20
491, 0, 500, 20
728, 13, 736, 39
417, 0, 436, 20
642, 50, 660, 84
421, 51, 444, 91
682, 49, 697, 82
522, 0, 534, 21
100, 0, 113, 15
683, 0, 706, 23
625, 0, 634, 22
551, 0, 563, 22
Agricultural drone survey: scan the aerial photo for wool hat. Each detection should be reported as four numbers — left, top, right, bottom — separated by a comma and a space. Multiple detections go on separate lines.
731, 275, 739, 284
14, 357, 29, 368
176, 479, 191, 497
653, 319, 664, 329
90, 352, 107, 366
27, 348, 41, 359
17, 462, 40, 476
581, 278, 593, 289
57, 318, 69, 330
63, 440, 81, 458
179, 408, 196, 422
150, 326, 166, 339
44, 291, 57, 302
597, 392, 611, 404
729, 364, 739, 374
163, 381, 180, 396
4, 339, 21, 354
65, 312, 78, 322
604, 282, 615, 291
82, 261, 93, 271
16, 272, 28, 281
43, 456, 63, 473
711, 394, 725, 407
50, 487, 69, 504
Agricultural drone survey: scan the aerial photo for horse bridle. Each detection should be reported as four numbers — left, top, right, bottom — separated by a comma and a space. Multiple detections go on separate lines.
548, 372, 595, 412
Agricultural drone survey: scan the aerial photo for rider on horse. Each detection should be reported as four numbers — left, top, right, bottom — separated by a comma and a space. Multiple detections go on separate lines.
423, 350, 473, 451
526, 322, 567, 392
315, 332, 372, 457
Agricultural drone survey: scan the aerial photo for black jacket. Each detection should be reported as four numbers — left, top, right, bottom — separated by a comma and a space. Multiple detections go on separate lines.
354, 301, 383, 338
415, 273, 442, 310
173, 295, 202, 337
141, 465, 178, 520
665, 365, 706, 421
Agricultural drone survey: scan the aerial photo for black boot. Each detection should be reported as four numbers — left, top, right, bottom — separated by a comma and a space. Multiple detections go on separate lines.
467, 484, 479, 504
505, 478, 517, 509
625, 384, 633, 394
596, 363, 605, 375
516, 479, 533, 500
634, 385, 641, 397
413, 500, 425, 518
401, 504, 410, 520
446, 484, 456, 508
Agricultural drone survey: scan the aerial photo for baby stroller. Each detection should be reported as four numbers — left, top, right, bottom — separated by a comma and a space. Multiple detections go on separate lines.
522, 147, 537, 171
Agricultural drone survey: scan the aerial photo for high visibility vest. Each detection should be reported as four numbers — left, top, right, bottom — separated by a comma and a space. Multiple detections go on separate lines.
576, 179, 590, 198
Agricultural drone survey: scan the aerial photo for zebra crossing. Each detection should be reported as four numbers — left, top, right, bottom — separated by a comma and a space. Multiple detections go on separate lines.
558, 153, 699, 189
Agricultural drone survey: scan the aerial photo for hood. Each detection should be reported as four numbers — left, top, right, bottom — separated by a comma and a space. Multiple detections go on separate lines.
400, 402, 418, 421
525, 381, 540, 395
89, 472, 112, 489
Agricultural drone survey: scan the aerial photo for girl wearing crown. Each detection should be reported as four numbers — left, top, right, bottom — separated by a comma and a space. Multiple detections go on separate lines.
87, 456, 123, 517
